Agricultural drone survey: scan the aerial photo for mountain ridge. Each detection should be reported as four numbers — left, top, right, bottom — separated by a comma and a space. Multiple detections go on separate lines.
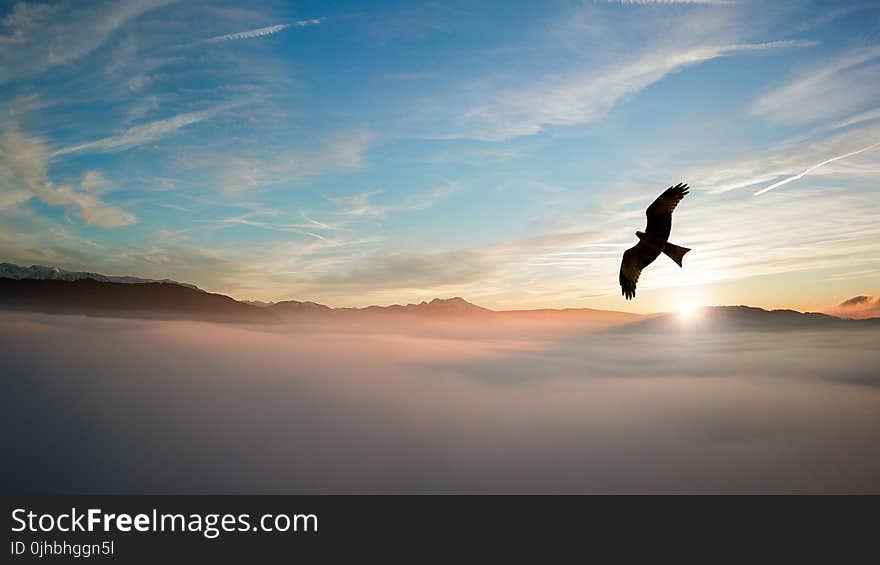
1, 262, 878, 327
0, 277, 276, 323
0, 262, 201, 291
615, 305, 880, 333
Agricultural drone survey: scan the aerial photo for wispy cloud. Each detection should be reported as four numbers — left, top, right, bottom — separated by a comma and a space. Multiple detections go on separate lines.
212, 130, 372, 193
0, 126, 136, 228
334, 185, 453, 219
754, 141, 880, 195
688, 120, 880, 195
797, 3, 876, 32
750, 46, 880, 125
201, 204, 344, 242
312, 249, 498, 294
830, 107, 880, 132
52, 106, 231, 157
31, 181, 138, 229
203, 19, 323, 43
0, 0, 177, 82
126, 95, 162, 122
451, 40, 814, 140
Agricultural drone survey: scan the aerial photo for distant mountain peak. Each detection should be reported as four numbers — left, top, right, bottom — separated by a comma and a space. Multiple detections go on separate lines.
410, 297, 491, 313
244, 300, 275, 308
270, 300, 332, 312
431, 296, 466, 304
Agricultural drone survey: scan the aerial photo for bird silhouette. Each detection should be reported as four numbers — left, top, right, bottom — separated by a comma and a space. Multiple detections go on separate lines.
619, 183, 691, 300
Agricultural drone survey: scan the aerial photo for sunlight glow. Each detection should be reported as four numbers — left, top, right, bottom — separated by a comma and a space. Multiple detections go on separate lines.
679, 300, 700, 319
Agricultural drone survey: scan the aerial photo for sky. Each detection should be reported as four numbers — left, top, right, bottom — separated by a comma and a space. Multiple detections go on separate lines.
1, 0, 879, 313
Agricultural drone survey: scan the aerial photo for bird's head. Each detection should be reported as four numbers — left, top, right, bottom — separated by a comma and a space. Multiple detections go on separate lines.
635, 230, 646, 240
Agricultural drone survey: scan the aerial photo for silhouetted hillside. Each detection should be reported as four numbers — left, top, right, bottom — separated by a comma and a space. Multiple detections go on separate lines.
0, 278, 276, 323
267, 300, 333, 318
5, 263, 877, 329
0, 272, 636, 325
0, 262, 201, 290
260, 297, 494, 321
617, 305, 878, 333
348, 297, 492, 316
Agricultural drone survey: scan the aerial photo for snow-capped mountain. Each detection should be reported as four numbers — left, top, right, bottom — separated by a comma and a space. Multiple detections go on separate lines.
0, 263, 202, 291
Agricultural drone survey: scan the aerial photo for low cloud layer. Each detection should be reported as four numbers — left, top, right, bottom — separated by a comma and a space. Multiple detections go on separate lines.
3, 312, 879, 494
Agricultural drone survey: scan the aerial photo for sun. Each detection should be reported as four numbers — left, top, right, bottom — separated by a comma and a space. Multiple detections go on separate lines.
678, 300, 699, 319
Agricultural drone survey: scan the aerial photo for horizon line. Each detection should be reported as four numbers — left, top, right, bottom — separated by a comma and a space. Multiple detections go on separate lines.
1, 260, 874, 316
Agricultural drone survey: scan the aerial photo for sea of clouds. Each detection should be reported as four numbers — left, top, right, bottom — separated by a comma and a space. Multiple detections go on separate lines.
3, 312, 879, 494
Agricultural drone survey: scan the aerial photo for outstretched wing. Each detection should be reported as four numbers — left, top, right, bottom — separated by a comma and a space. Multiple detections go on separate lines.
645, 182, 688, 241
619, 242, 661, 300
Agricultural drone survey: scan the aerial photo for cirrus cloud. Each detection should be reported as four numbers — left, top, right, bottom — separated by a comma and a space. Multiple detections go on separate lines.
0, 125, 136, 228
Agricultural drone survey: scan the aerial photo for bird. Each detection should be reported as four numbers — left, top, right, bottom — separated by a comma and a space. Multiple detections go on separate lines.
619, 183, 691, 300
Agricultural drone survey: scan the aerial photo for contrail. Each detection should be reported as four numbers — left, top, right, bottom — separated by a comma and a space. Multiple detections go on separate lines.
754, 141, 880, 195
204, 19, 322, 43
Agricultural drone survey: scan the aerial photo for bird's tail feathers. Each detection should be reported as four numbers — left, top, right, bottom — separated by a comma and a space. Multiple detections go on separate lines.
663, 242, 690, 267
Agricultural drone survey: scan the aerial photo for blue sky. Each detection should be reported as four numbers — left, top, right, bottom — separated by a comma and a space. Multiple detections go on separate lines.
1, 0, 879, 312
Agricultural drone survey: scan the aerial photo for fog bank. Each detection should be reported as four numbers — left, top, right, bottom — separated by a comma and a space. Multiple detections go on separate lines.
3, 312, 879, 494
